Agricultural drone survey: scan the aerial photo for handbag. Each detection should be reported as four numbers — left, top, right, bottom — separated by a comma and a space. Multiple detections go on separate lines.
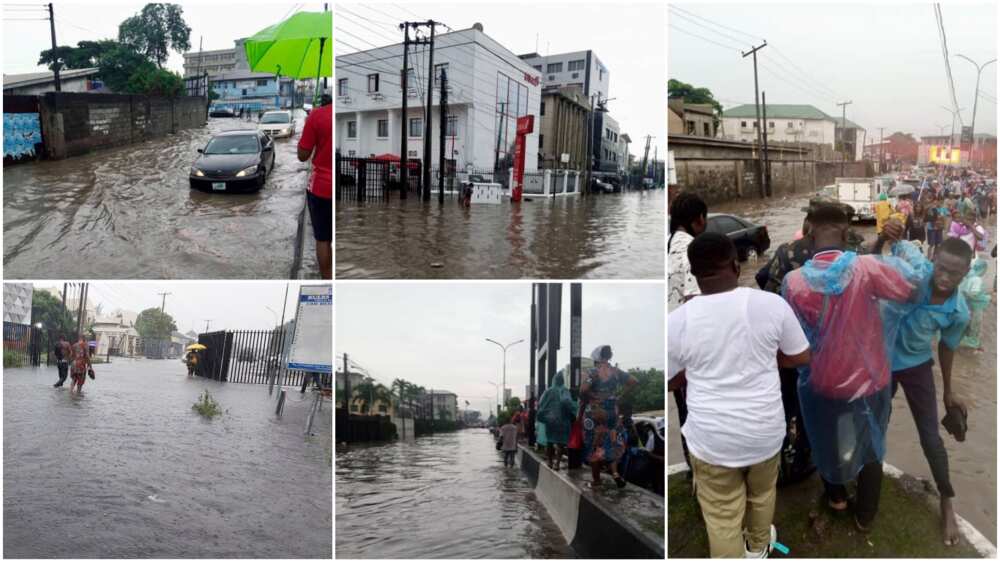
567, 419, 583, 450
495, 439, 503, 451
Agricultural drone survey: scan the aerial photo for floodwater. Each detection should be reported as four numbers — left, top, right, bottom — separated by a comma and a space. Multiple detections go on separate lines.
669, 192, 998, 543
3, 111, 319, 279
3, 358, 332, 558
336, 190, 665, 279
335, 429, 576, 558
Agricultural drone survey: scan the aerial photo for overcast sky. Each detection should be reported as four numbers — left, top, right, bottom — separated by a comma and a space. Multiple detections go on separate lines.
2, 2, 326, 76
336, 2, 666, 157
335, 283, 664, 416
669, 3, 997, 139
33, 282, 322, 334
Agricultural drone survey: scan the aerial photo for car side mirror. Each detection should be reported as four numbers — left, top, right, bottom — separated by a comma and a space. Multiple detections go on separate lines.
197, 148, 204, 154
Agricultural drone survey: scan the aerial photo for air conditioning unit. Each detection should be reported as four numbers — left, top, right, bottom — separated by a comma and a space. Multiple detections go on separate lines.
338, 96, 353, 105
369, 92, 385, 101
408, 150, 419, 158
407, 88, 419, 98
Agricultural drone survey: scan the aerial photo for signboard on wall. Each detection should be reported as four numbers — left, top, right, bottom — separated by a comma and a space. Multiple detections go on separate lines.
511, 115, 535, 202
287, 285, 332, 373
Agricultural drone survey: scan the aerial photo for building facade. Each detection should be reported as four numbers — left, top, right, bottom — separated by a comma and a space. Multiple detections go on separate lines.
721, 104, 836, 147
518, 50, 609, 102
187, 38, 297, 110
92, 317, 140, 357
593, 111, 624, 173
183, 47, 239, 77
2, 283, 32, 325
3, 68, 108, 95
335, 25, 541, 175
668, 98, 716, 138
537, 86, 590, 170
420, 391, 458, 422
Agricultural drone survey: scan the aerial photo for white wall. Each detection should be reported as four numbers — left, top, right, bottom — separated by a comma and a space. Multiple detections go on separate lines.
721, 117, 835, 147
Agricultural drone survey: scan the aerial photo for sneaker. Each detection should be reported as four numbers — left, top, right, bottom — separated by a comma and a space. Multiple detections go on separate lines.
744, 525, 777, 558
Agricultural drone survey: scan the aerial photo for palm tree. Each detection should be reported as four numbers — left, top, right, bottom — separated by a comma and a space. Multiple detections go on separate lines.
352, 379, 376, 414
372, 384, 392, 414
392, 378, 409, 438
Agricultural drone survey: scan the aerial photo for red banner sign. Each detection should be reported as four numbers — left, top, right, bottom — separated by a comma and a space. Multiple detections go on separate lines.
523, 72, 539, 86
512, 115, 534, 202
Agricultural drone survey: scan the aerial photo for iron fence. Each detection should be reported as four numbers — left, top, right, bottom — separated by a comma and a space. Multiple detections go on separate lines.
3, 321, 42, 367
195, 329, 328, 388
336, 154, 423, 202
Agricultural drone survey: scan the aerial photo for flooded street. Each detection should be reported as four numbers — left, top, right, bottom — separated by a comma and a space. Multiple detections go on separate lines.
336, 190, 665, 279
4, 111, 317, 279
336, 429, 575, 558
670, 192, 998, 542
3, 358, 332, 558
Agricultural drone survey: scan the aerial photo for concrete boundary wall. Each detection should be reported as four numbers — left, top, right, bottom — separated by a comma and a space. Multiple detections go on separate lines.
668, 462, 996, 558
519, 445, 664, 558
36, 92, 207, 160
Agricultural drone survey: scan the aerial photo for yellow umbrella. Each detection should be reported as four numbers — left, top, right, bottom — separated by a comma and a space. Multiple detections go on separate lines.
186, 343, 207, 351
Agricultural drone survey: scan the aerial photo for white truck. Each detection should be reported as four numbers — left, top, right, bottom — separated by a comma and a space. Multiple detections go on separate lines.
834, 176, 895, 221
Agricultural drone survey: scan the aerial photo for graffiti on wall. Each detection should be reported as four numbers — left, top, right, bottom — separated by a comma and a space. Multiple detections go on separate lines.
3, 113, 42, 159
89, 106, 121, 135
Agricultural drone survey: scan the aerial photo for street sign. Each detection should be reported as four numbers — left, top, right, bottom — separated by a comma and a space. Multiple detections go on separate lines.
511, 115, 535, 202
287, 285, 332, 373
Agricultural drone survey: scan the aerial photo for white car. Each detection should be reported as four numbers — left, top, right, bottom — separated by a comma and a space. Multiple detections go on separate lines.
257, 111, 296, 138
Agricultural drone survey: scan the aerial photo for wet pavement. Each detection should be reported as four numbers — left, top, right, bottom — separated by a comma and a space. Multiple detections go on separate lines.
4, 111, 319, 279
3, 358, 332, 558
336, 190, 665, 279
669, 192, 998, 543
335, 429, 576, 558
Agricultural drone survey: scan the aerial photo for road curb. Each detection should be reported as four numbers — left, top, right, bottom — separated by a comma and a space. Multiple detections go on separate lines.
519, 445, 664, 558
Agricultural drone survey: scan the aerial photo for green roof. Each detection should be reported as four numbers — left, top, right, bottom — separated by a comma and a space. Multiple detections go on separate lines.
722, 104, 863, 129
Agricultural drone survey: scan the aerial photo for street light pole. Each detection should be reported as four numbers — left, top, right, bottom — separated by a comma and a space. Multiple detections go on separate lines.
485, 337, 524, 409
954, 54, 997, 169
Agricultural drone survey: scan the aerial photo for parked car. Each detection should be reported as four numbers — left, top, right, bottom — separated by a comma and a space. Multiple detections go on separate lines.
189, 130, 275, 193
208, 105, 235, 118
590, 177, 614, 193
705, 213, 770, 262
257, 110, 296, 138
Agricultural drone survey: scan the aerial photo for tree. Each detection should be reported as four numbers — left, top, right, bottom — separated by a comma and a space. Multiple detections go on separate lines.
98, 44, 156, 93
126, 67, 184, 97
38, 40, 121, 71
628, 367, 665, 413
31, 291, 75, 346
118, 3, 191, 69
134, 308, 177, 340
668, 79, 723, 125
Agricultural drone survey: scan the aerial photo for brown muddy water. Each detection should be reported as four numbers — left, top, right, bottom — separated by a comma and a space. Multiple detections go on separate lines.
336, 429, 575, 558
336, 190, 665, 279
669, 192, 998, 543
3, 112, 316, 279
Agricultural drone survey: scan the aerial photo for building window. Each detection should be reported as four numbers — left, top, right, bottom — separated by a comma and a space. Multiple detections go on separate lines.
571, 73, 579, 79
434, 62, 449, 84
256, 79, 268, 86
768, 121, 774, 128
546, 62, 563, 73
704, 122, 711, 136
548, 75, 555, 81
539, 134, 544, 149
337, 78, 348, 96
599, 66, 605, 80
540, 101, 545, 116
568, 59, 585, 71
447, 115, 457, 137
741, 121, 747, 128
533, 65, 542, 72
686, 121, 695, 135
367, 73, 380, 93
401, 68, 415, 90
409, 117, 423, 138
377, 119, 388, 138
787, 121, 794, 128
347, 121, 357, 139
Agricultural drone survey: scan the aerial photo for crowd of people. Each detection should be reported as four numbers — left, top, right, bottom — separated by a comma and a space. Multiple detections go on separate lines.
495, 345, 664, 495
668, 184, 993, 557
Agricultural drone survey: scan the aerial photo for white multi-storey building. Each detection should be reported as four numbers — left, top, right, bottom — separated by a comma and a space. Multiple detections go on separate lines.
335, 24, 541, 174
518, 50, 609, 102
720, 104, 836, 147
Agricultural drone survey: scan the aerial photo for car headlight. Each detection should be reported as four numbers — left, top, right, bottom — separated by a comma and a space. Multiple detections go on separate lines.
280, 128, 289, 135
235, 165, 259, 177
191, 167, 205, 177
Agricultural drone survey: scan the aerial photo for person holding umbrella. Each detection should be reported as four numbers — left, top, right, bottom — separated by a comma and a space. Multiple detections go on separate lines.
243, 10, 332, 279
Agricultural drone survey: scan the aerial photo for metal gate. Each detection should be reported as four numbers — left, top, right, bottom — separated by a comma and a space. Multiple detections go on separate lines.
336, 154, 422, 202
3, 321, 43, 367
195, 329, 326, 387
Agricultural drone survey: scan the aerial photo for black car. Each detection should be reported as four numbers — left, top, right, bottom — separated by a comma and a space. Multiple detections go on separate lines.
209, 106, 235, 118
189, 130, 275, 193
706, 213, 770, 261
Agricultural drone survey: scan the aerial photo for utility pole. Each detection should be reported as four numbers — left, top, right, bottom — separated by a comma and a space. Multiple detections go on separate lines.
342, 354, 351, 442
954, 54, 997, 169
438, 66, 448, 203
47, 3, 61, 92
762, 91, 771, 196
640, 135, 651, 180
422, 20, 437, 201
878, 127, 885, 173
837, 100, 853, 176
399, 23, 411, 200
741, 41, 767, 197
653, 145, 658, 185
62, 283, 67, 311
157, 291, 171, 314
203, 319, 212, 332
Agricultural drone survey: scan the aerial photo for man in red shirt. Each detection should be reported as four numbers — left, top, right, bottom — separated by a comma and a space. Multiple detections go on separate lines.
297, 94, 333, 279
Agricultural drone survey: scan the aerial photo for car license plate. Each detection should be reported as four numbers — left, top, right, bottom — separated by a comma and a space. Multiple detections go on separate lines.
212, 182, 226, 191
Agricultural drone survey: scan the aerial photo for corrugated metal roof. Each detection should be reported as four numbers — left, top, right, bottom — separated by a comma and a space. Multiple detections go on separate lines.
723, 103, 830, 120
3, 67, 100, 89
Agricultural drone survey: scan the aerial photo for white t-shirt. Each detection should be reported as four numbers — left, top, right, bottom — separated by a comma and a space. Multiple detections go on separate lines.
668, 230, 701, 312
668, 287, 809, 468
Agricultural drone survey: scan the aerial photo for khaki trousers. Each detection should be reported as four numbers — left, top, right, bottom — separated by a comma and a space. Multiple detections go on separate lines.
690, 453, 779, 558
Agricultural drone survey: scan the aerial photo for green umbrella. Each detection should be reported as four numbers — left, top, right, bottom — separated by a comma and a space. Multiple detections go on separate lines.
244, 11, 332, 104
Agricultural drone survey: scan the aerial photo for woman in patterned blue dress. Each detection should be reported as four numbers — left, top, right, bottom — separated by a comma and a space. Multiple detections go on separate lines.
580, 345, 638, 488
